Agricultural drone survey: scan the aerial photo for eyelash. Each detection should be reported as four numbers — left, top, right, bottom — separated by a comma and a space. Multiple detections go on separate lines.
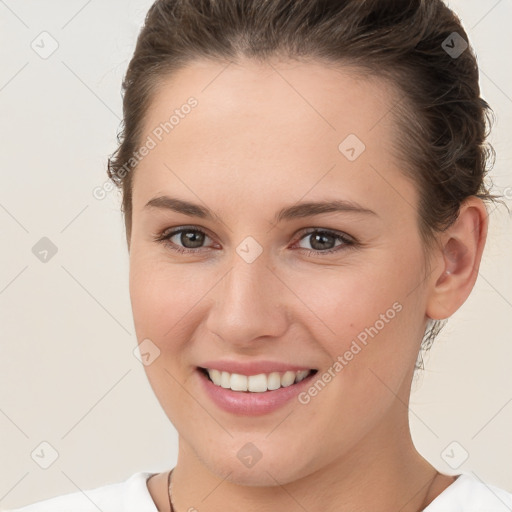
152, 225, 358, 256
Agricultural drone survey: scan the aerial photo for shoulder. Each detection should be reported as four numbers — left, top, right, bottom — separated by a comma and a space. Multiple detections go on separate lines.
2, 472, 158, 512
425, 472, 512, 512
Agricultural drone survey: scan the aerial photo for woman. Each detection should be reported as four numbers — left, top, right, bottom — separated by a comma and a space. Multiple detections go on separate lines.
7, 0, 511, 511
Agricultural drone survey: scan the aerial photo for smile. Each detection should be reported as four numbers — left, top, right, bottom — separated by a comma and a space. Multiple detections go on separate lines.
196, 366, 319, 416
199, 367, 317, 393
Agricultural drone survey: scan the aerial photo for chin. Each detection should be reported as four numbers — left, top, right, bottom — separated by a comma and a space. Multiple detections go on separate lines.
198, 440, 314, 487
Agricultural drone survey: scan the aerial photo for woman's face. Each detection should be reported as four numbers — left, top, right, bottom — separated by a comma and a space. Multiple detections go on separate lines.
129, 58, 439, 485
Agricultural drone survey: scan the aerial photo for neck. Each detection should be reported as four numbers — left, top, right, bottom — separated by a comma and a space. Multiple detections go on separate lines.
170, 404, 442, 512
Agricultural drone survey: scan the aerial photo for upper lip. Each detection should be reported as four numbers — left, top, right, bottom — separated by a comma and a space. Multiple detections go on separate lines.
198, 360, 317, 376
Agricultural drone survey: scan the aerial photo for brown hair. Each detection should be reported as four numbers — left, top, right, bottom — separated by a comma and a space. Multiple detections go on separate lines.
107, 0, 502, 360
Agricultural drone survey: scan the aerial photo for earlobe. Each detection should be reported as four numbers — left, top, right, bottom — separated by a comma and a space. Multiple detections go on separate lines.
425, 197, 488, 321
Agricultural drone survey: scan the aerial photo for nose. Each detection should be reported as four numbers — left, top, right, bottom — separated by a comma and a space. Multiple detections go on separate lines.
205, 253, 289, 348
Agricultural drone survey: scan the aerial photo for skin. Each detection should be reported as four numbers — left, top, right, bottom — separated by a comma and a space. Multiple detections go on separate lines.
128, 58, 488, 512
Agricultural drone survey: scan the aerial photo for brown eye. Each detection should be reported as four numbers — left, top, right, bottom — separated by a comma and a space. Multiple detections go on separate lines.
173, 229, 206, 249
295, 229, 356, 254
154, 226, 214, 253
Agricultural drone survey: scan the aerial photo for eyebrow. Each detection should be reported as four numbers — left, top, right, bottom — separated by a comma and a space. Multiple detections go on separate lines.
144, 195, 379, 223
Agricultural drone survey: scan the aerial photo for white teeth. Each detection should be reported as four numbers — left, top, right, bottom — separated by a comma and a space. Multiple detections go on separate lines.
281, 370, 296, 387
295, 370, 310, 383
248, 373, 268, 393
267, 372, 281, 390
230, 373, 247, 391
220, 371, 231, 388
205, 368, 314, 392
209, 369, 222, 386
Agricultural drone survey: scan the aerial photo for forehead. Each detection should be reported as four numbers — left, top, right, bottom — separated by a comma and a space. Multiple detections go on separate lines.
142, 57, 398, 151
132, 58, 416, 220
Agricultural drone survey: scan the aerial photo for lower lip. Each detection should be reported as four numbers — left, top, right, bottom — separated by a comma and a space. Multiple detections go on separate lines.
197, 368, 317, 416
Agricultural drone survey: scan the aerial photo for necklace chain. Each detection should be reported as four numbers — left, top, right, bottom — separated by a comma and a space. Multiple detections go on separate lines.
418, 470, 440, 512
166, 468, 439, 512
167, 469, 175, 512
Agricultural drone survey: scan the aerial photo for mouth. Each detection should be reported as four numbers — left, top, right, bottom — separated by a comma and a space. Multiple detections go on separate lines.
198, 366, 319, 393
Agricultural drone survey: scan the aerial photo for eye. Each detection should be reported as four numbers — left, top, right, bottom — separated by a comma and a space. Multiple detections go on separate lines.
293, 228, 356, 255
153, 226, 358, 256
153, 226, 215, 254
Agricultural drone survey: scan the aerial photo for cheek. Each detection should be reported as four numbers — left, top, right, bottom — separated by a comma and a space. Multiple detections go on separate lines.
129, 252, 205, 337
287, 264, 402, 341
286, 256, 422, 382
129, 255, 206, 418
129, 254, 222, 383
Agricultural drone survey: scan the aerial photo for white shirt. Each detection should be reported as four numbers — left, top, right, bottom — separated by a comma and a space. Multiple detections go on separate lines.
3, 471, 512, 511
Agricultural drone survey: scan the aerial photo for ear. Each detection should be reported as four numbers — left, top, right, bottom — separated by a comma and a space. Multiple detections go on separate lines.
425, 196, 489, 321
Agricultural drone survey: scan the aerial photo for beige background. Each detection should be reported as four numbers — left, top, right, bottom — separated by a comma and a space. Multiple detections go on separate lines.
0, 0, 511, 508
